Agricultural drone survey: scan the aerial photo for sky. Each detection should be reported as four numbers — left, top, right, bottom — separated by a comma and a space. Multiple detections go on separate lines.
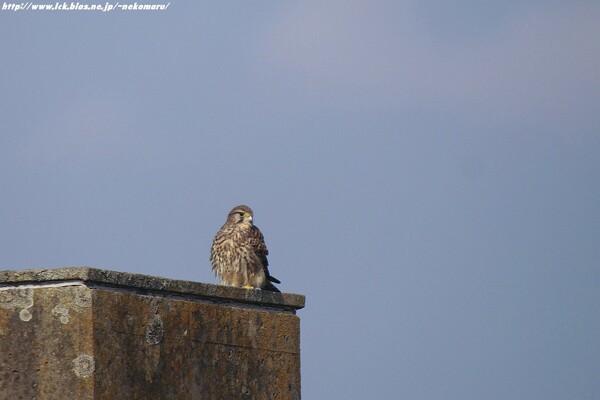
1, 1, 599, 399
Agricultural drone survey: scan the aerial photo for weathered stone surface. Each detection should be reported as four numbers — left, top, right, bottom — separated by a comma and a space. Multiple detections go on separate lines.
0, 267, 304, 399
0, 284, 95, 400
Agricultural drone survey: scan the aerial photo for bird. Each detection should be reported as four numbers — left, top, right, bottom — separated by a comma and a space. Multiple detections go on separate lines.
210, 205, 281, 292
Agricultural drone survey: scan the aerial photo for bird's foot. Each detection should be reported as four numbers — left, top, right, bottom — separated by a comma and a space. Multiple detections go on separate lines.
242, 285, 255, 290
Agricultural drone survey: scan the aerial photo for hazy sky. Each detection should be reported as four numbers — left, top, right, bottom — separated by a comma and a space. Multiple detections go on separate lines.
2, 2, 599, 399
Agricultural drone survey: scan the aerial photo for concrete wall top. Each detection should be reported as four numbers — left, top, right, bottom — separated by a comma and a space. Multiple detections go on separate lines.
0, 267, 305, 313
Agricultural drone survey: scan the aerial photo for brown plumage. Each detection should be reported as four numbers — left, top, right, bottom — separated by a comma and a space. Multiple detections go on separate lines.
210, 205, 281, 292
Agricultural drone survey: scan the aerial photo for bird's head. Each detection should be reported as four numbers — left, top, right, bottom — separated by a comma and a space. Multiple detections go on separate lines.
227, 205, 254, 226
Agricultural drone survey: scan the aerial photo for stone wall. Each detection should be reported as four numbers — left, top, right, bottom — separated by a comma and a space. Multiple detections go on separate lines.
0, 268, 304, 399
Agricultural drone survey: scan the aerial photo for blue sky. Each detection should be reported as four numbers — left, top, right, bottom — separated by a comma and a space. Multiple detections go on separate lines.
1, 2, 599, 398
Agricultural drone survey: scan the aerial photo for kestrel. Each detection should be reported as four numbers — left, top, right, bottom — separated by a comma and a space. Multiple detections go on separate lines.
210, 205, 281, 292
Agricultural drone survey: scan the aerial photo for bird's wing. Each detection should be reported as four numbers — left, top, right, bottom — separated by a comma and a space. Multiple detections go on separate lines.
248, 226, 280, 284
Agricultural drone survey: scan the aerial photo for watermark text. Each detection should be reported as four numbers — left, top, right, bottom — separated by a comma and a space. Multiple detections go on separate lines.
2, 1, 171, 12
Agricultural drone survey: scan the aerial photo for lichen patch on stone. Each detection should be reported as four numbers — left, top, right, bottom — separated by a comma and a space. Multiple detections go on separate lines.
74, 288, 92, 308
0, 288, 34, 322
146, 313, 164, 346
51, 287, 92, 324
72, 354, 95, 378
0, 288, 34, 310
52, 305, 70, 324
19, 309, 32, 322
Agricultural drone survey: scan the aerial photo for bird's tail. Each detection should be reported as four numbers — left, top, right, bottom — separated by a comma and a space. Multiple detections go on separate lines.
263, 280, 281, 292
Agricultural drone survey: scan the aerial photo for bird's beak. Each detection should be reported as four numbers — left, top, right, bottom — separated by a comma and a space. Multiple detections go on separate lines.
245, 214, 253, 222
